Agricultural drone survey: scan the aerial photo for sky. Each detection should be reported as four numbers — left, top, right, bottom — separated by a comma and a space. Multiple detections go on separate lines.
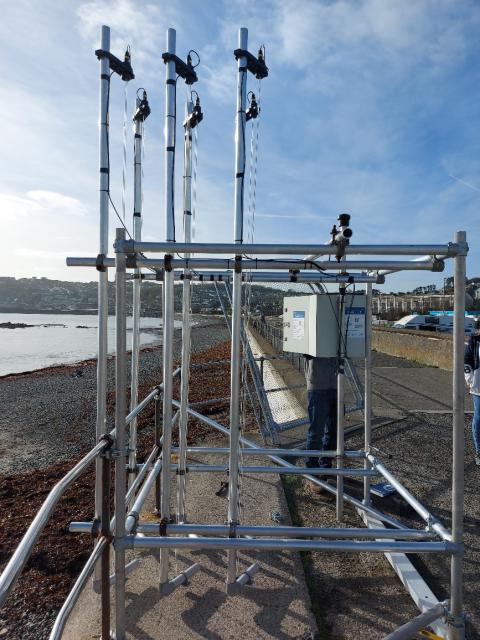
1, 0, 479, 291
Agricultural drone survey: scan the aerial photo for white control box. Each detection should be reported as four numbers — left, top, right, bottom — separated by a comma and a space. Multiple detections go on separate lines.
283, 294, 366, 358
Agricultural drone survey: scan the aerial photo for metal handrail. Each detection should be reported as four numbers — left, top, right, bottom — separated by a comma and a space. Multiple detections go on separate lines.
0, 438, 110, 608
124, 367, 180, 426
49, 537, 108, 640
0, 376, 173, 610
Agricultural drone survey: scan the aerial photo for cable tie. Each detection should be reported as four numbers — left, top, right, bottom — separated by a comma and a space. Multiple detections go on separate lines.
159, 517, 169, 537
95, 254, 106, 273
126, 254, 136, 268
91, 518, 101, 539
164, 254, 173, 272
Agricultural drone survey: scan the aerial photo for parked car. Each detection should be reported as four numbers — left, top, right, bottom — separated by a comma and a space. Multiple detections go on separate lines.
393, 314, 476, 335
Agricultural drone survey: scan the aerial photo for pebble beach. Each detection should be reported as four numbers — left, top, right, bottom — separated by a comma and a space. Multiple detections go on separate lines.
0, 316, 231, 639
0, 316, 229, 475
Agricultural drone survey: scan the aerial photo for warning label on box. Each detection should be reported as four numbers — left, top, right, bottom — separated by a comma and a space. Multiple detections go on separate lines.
292, 310, 305, 340
345, 307, 365, 339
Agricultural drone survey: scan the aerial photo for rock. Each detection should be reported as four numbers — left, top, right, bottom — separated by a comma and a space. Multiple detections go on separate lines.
0, 322, 33, 329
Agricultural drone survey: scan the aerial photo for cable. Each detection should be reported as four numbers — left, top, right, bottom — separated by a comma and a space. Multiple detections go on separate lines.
121, 81, 129, 220
188, 49, 200, 68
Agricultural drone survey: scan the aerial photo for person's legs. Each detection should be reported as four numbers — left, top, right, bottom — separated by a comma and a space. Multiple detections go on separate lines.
319, 389, 337, 468
472, 394, 480, 458
306, 390, 325, 468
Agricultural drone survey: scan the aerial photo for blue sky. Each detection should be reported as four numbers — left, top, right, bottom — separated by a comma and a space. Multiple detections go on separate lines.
1, 0, 479, 291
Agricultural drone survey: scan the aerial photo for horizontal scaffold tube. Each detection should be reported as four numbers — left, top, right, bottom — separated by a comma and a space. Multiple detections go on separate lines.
0, 438, 110, 608
121, 535, 455, 554
118, 240, 462, 257
172, 400, 409, 531
70, 522, 437, 540
172, 447, 365, 458
368, 455, 452, 542
180, 464, 377, 477
140, 271, 384, 284
67, 256, 444, 273
136, 258, 445, 272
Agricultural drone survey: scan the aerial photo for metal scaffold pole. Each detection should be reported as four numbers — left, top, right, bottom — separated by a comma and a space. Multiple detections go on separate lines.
177, 99, 194, 523
128, 91, 149, 489
363, 282, 373, 505
94, 25, 110, 590
448, 230, 467, 639
227, 26, 248, 588
114, 228, 128, 639
159, 27, 177, 590
336, 289, 346, 521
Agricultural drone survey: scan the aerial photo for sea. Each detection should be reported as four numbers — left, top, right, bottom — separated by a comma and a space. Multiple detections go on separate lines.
0, 313, 181, 376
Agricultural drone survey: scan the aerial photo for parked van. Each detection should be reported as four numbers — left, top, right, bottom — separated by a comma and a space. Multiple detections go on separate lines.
393, 314, 476, 335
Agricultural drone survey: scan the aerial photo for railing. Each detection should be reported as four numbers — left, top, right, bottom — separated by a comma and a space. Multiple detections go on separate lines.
0, 437, 113, 608
249, 316, 364, 417
0, 372, 180, 636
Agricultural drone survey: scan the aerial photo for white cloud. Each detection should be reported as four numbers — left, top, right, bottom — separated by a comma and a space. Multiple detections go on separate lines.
76, 0, 177, 75
273, 0, 480, 72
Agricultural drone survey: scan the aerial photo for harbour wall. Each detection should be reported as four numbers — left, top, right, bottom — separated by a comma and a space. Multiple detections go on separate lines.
372, 327, 454, 371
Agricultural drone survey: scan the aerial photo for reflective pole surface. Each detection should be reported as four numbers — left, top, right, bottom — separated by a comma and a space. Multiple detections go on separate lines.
177, 100, 194, 523
336, 292, 346, 521
449, 230, 467, 640
227, 26, 248, 586
363, 282, 373, 505
95, 26, 110, 587
114, 228, 127, 639
128, 103, 144, 489
159, 27, 177, 587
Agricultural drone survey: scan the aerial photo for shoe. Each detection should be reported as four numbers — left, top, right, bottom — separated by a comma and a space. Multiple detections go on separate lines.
475, 456, 480, 466
305, 479, 333, 500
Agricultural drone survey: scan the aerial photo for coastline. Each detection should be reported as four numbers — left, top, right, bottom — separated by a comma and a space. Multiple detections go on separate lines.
0, 318, 233, 640
0, 316, 230, 475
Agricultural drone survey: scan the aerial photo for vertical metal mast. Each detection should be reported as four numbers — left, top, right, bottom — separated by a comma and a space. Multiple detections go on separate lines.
227, 26, 248, 587
336, 290, 346, 521
159, 27, 177, 588
363, 281, 373, 505
177, 99, 194, 523
94, 24, 110, 547
449, 230, 467, 640
114, 228, 127, 639
128, 91, 150, 489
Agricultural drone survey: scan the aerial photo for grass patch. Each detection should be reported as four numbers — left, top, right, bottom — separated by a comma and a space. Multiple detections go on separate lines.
281, 475, 334, 640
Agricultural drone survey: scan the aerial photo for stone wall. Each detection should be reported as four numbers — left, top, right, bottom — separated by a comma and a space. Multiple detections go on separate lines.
372, 327, 454, 370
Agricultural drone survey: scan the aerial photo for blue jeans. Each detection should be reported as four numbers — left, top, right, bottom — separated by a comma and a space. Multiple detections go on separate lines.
472, 394, 480, 455
306, 389, 337, 468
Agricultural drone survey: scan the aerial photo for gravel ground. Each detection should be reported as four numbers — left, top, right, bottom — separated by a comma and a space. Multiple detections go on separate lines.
283, 351, 479, 640
0, 315, 229, 475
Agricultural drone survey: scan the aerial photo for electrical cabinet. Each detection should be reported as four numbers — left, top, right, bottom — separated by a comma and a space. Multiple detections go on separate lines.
283, 294, 366, 358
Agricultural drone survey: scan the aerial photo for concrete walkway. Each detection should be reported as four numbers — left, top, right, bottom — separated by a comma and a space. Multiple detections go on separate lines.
63, 446, 317, 639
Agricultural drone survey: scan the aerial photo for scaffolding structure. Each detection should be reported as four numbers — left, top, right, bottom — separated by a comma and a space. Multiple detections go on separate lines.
0, 24, 470, 640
